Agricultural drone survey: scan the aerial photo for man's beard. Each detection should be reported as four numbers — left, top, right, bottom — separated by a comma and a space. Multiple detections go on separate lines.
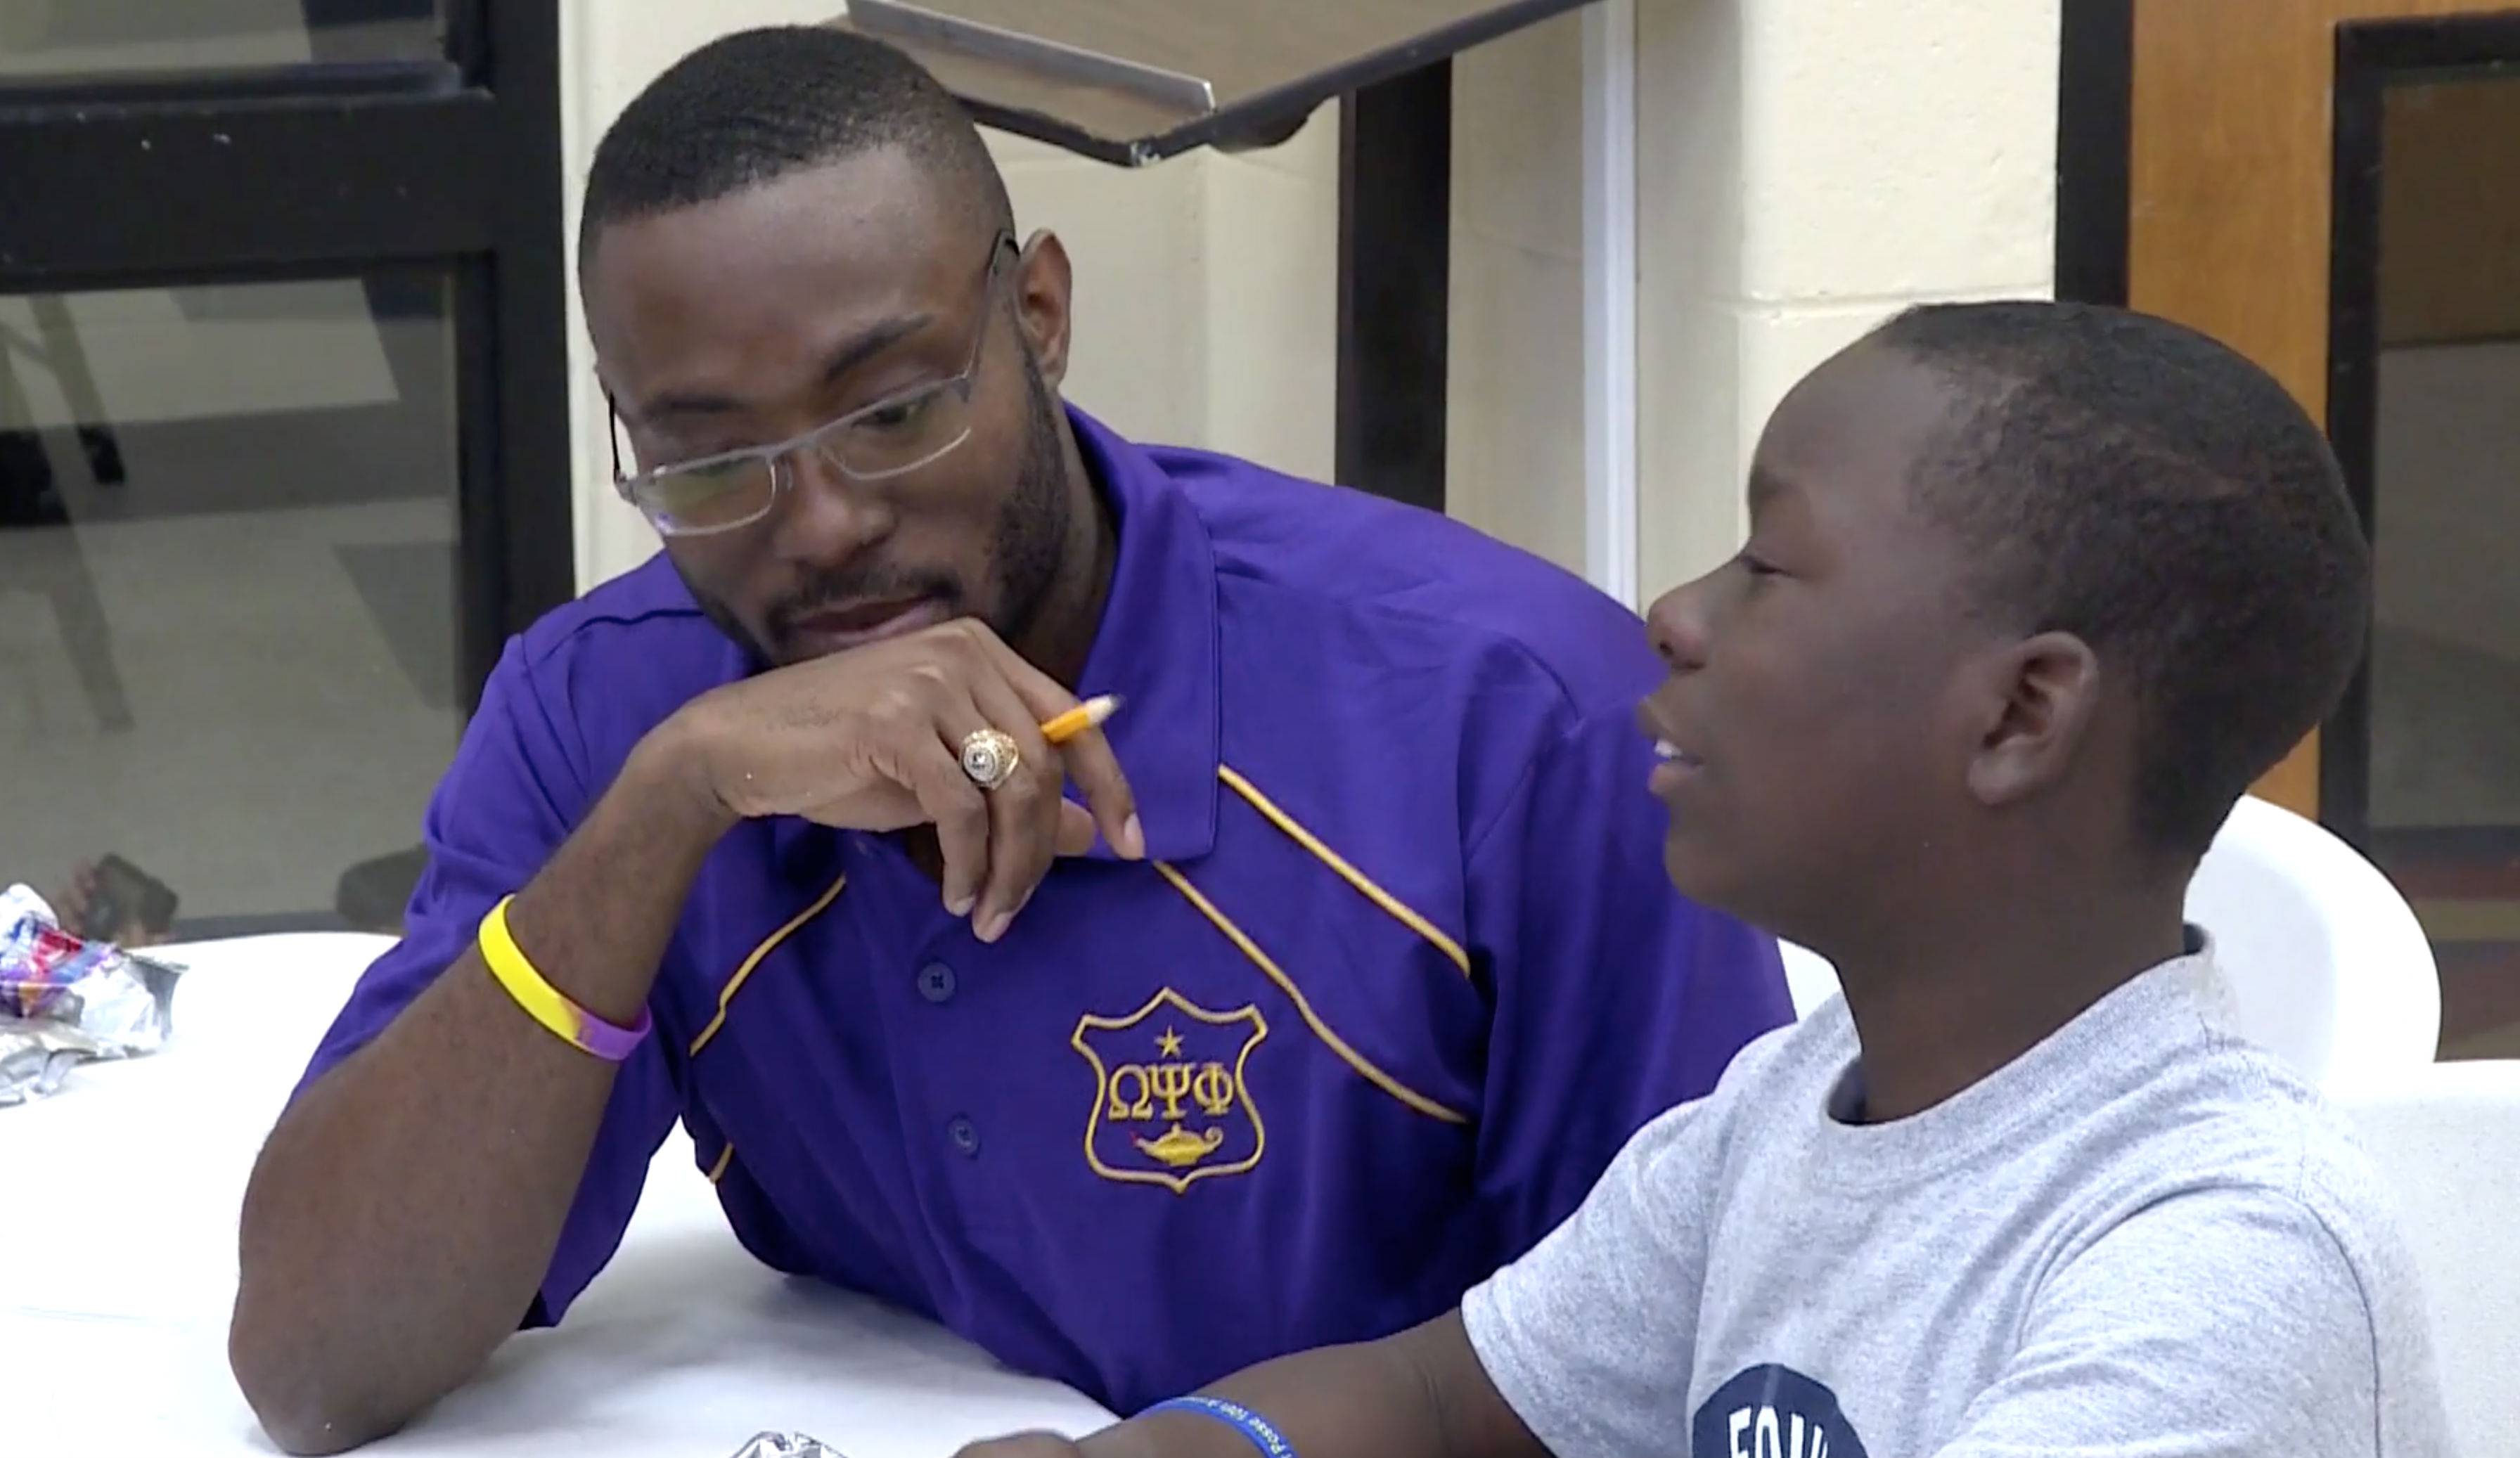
683, 351, 1074, 669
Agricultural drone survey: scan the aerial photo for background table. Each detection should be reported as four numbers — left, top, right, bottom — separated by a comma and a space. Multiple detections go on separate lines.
5, 932, 1115, 1457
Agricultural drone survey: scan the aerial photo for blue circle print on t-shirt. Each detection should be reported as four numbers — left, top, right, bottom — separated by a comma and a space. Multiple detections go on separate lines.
1691, 1364, 1870, 1458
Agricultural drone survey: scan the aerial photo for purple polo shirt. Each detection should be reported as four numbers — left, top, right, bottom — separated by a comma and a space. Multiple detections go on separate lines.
297, 407, 1789, 1415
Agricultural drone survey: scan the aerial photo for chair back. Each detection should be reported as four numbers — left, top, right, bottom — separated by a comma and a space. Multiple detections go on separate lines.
2331, 1060, 2520, 1455
2185, 795, 2441, 1079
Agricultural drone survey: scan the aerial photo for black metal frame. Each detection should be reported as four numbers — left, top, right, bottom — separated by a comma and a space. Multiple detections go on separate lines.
1335, 62, 1453, 513
0, 0, 572, 714
2053, 0, 2133, 307
2325, 10, 2520, 849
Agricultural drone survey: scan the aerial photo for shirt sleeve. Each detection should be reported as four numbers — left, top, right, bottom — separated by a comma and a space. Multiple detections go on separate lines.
1460, 704, 1792, 1257
287, 636, 685, 1328
1934, 1185, 2396, 1457
1462, 1097, 1723, 1458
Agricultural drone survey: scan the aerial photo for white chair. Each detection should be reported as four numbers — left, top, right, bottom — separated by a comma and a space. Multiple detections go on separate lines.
1778, 941, 1841, 1019
2185, 794, 2440, 1081
1777, 796, 2441, 1084
2328, 1059, 2520, 1457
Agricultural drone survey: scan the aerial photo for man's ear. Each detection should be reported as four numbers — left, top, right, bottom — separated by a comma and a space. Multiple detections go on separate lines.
1013, 228, 1074, 391
1964, 631, 2102, 808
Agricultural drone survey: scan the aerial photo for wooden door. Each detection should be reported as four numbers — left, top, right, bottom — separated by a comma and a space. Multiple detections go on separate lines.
2123, 2, 2520, 1059
2123, 0, 2512, 820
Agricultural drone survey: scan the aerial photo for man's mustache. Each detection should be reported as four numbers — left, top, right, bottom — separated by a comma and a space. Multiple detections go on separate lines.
769, 571, 962, 633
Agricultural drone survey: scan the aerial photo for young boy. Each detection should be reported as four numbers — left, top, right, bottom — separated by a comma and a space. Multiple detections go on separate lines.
956, 302, 2452, 1457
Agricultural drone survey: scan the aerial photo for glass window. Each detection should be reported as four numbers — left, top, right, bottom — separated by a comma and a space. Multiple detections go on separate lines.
1, 272, 457, 934
2363, 73, 2520, 1059
0, 1, 443, 78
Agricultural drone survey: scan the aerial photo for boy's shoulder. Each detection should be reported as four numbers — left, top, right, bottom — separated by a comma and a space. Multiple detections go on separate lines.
1615, 1006, 1853, 1185
1661, 962, 2411, 1234
2066, 1017, 2387, 1216
2048, 1033, 2448, 1447
2068, 1030, 2424, 1301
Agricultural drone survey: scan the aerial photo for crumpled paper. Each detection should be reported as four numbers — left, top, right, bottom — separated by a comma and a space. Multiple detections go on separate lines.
1, 884, 181, 1106
725, 1435, 850, 1458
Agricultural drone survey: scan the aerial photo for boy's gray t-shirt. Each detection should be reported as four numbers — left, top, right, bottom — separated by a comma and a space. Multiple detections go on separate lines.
1463, 947, 2452, 1457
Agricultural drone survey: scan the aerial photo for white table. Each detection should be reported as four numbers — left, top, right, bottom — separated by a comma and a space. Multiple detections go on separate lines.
4, 933, 1114, 1457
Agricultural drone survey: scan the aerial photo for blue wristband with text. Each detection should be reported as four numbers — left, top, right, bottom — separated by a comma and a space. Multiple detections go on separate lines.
1144, 1395, 1299, 1458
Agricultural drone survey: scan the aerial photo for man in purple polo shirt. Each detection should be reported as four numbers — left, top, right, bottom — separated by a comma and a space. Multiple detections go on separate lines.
228, 26, 1788, 1454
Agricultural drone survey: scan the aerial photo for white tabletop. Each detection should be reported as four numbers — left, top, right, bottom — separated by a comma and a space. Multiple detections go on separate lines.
4, 933, 1113, 1457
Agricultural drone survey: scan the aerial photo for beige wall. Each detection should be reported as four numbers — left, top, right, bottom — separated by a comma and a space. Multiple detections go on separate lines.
564, 2, 2062, 600
1449, 13, 1594, 577
563, 1, 1342, 588
1635, 0, 2060, 595
562, 0, 846, 588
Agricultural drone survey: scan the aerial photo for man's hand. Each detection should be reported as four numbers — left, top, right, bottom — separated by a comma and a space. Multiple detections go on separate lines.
667, 617, 1143, 941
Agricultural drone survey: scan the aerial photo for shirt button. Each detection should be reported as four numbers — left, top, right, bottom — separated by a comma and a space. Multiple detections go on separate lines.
946, 1115, 982, 1157
915, 961, 958, 1003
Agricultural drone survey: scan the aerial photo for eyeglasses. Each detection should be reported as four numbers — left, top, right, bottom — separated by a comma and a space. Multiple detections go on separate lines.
609, 231, 1017, 538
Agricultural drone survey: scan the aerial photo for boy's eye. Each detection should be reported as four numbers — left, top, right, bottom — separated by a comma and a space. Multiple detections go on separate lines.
1736, 550, 1783, 579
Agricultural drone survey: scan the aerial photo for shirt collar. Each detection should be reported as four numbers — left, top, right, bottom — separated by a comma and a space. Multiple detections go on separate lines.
1065, 404, 1221, 863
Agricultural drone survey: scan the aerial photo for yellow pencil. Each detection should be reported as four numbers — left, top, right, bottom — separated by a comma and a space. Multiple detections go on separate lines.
1039, 694, 1123, 746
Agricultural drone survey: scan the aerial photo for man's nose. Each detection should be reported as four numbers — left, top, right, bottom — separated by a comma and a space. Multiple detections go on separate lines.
1645, 575, 1714, 672
768, 445, 892, 565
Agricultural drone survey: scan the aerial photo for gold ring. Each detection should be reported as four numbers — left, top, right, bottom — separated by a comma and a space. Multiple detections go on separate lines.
959, 728, 1021, 790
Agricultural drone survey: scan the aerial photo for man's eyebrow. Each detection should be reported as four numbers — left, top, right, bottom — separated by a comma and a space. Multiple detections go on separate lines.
630, 313, 934, 422
817, 314, 931, 390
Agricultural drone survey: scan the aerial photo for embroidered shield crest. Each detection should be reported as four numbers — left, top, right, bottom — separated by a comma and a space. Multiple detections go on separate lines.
1072, 988, 1267, 1194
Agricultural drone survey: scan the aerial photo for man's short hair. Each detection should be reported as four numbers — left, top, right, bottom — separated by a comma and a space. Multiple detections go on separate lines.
579, 25, 1012, 269
1872, 301, 2370, 856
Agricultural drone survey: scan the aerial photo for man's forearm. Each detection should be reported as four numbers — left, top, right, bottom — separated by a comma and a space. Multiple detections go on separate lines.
230, 731, 733, 1454
1076, 1313, 1545, 1458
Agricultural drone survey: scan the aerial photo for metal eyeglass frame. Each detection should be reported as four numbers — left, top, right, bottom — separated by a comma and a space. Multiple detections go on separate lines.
607, 230, 1020, 538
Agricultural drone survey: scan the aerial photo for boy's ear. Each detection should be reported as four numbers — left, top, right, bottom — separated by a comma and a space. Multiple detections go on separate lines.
1964, 631, 2103, 808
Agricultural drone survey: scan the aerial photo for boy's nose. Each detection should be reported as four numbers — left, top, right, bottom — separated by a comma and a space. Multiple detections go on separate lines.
1645, 576, 1714, 673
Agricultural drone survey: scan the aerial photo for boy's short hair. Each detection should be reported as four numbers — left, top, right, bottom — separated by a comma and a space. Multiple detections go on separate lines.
1872, 301, 2370, 856
580, 25, 1012, 270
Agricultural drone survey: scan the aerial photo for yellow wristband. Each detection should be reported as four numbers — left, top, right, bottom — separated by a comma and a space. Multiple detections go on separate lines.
477, 896, 651, 1061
